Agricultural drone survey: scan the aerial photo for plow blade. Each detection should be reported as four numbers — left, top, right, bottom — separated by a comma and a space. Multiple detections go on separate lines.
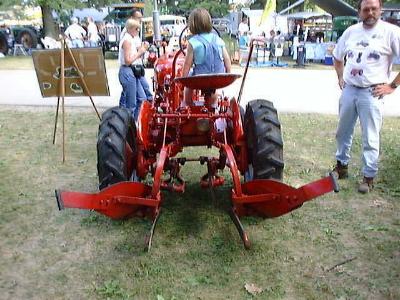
55, 181, 160, 220
232, 174, 338, 218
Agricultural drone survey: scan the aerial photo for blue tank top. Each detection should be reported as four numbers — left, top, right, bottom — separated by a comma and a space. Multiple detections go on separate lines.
189, 33, 225, 75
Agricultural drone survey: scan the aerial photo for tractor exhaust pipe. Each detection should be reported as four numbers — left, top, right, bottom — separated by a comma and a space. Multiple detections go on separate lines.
152, 0, 161, 44
237, 40, 255, 104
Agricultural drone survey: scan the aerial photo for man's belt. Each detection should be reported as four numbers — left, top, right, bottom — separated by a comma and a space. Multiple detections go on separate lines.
123, 64, 143, 67
348, 83, 384, 89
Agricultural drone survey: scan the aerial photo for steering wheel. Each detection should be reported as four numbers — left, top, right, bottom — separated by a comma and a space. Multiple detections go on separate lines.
179, 25, 222, 55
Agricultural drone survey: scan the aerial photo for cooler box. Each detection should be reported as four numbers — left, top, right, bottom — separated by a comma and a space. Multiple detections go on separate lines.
324, 56, 333, 65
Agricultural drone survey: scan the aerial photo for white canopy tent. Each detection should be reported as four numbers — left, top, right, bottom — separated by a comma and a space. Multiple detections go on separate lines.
242, 9, 288, 37
284, 11, 332, 20
278, 0, 357, 17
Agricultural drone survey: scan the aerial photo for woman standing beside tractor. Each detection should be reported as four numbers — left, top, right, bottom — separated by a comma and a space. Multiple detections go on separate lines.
118, 18, 148, 120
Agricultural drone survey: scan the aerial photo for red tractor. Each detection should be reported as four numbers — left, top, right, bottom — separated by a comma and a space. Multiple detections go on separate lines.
56, 39, 338, 250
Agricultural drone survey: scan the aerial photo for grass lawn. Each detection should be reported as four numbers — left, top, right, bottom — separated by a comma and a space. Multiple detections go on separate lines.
0, 107, 399, 299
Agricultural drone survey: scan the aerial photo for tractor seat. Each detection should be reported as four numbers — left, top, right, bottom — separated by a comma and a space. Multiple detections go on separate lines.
175, 73, 241, 90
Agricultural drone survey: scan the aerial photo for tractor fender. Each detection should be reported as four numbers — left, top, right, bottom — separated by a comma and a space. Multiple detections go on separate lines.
137, 100, 155, 149
229, 99, 248, 174
229, 98, 245, 144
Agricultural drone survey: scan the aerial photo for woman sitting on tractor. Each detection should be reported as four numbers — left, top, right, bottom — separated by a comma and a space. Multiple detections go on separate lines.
182, 8, 231, 107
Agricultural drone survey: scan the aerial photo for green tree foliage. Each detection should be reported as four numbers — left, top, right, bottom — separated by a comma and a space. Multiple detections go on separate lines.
347, 0, 400, 7
251, 0, 317, 11
1, 0, 231, 37
253, 0, 400, 12
1, 0, 398, 38
159, 0, 230, 17
1, 0, 113, 38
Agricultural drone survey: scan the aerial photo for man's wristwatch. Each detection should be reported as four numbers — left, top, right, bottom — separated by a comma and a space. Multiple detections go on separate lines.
390, 82, 399, 89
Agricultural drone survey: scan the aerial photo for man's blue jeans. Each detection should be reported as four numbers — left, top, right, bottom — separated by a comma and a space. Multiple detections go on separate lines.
118, 66, 146, 120
88, 40, 99, 47
71, 39, 84, 48
139, 76, 153, 100
335, 84, 384, 178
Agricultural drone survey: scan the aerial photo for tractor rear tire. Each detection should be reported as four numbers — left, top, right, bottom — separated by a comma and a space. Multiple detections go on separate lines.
244, 99, 284, 180
17, 28, 38, 49
97, 107, 136, 190
0, 32, 8, 55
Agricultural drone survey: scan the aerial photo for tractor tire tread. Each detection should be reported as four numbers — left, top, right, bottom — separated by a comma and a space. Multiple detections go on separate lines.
245, 99, 284, 180
97, 107, 136, 190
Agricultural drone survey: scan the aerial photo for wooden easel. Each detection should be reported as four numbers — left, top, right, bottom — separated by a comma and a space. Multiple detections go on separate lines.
52, 39, 102, 162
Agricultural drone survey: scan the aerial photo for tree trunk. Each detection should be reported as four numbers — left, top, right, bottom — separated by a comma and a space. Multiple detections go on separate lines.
41, 4, 58, 39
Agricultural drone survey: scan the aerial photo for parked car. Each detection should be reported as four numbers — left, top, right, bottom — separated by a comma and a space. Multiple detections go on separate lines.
381, 3, 400, 27
142, 15, 186, 43
103, 6, 138, 27
382, 10, 400, 27
211, 18, 231, 35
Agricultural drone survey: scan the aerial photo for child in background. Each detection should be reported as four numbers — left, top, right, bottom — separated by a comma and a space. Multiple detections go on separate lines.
182, 8, 231, 107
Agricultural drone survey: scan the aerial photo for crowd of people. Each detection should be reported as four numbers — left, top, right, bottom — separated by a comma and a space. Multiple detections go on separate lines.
236, 16, 335, 64
63, 16, 101, 48
237, 17, 297, 63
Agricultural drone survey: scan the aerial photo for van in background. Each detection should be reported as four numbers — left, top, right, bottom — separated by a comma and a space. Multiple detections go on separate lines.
212, 18, 231, 35
142, 15, 186, 43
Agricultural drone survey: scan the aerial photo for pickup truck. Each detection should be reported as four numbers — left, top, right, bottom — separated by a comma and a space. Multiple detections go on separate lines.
102, 2, 144, 51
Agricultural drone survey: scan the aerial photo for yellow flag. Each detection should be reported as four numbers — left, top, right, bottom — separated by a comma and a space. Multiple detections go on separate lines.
259, 0, 276, 25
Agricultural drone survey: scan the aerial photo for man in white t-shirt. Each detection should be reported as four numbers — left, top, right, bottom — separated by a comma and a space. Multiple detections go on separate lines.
64, 17, 86, 48
86, 17, 100, 47
332, 0, 400, 193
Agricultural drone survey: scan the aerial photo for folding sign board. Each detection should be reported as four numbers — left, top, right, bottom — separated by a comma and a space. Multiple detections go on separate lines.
32, 47, 110, 97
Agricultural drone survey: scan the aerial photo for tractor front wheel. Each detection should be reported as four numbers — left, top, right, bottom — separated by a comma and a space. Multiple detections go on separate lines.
97, 107, 137, 190
244, 99, 284, 180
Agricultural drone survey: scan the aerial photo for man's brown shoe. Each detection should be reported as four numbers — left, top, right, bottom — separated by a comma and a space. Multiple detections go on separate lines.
358, 177, 374, 194
332, 161, 348, 179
